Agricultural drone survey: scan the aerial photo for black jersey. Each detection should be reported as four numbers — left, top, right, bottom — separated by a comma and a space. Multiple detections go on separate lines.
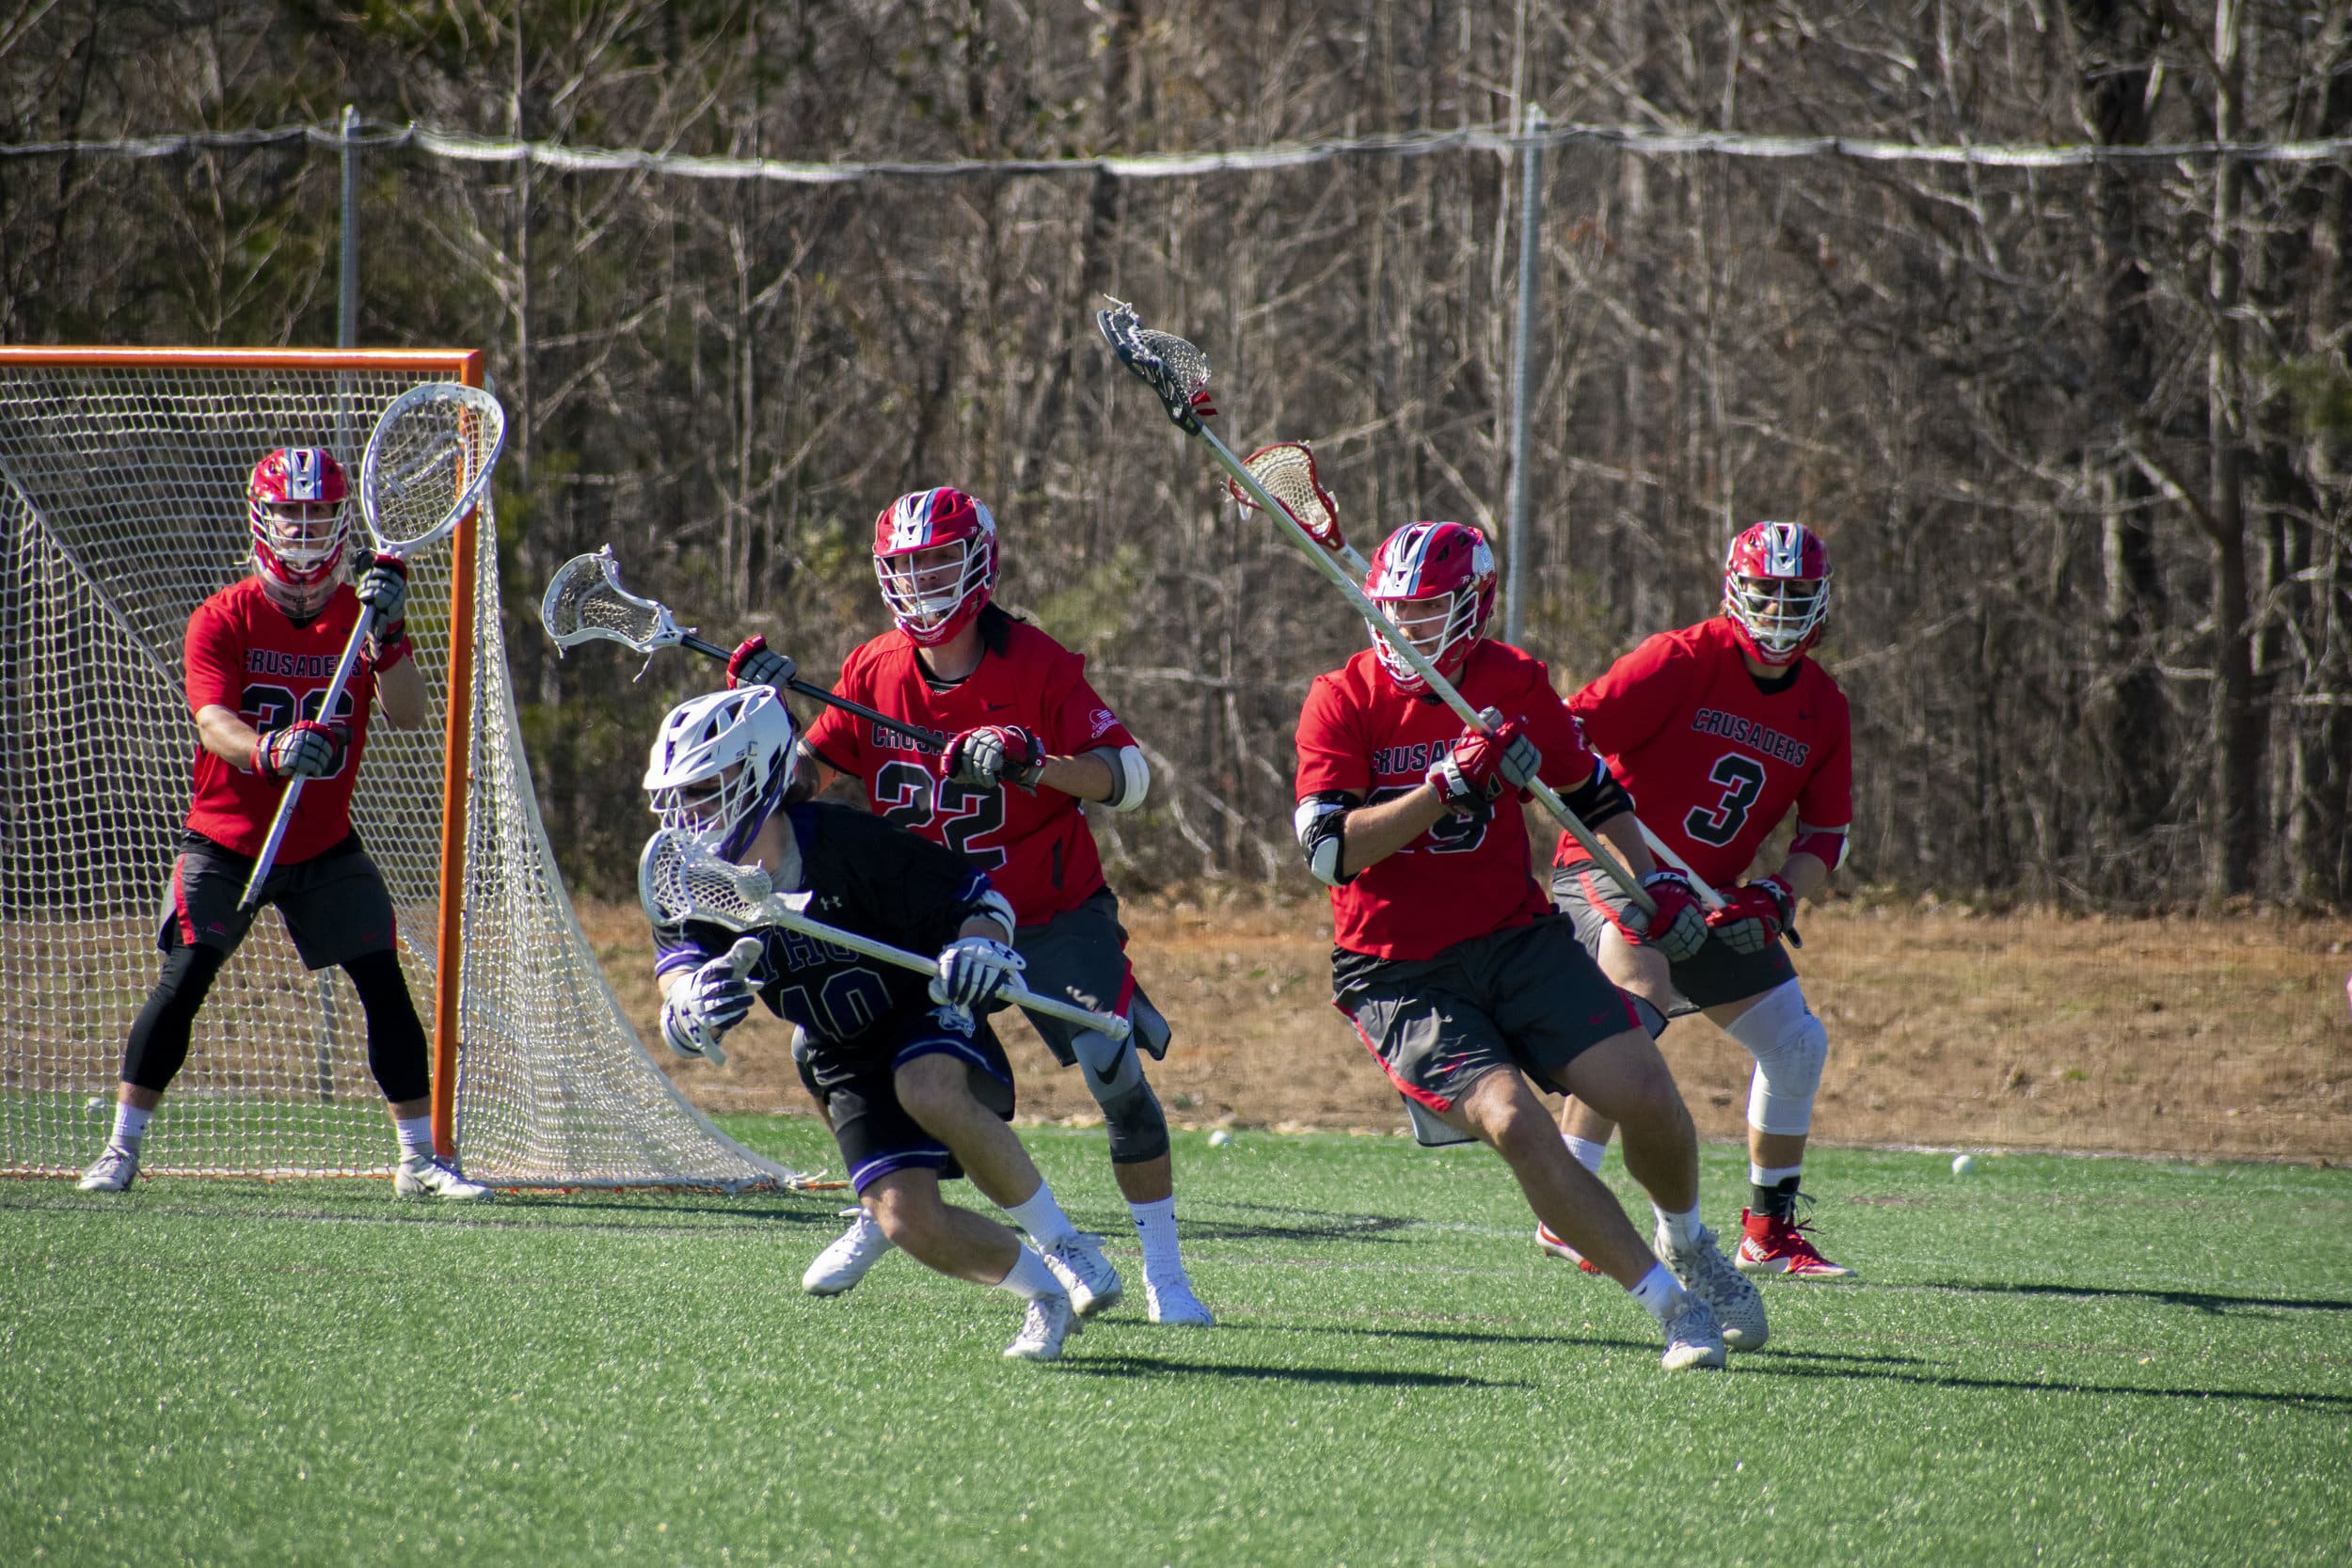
653, 801, 998, 1052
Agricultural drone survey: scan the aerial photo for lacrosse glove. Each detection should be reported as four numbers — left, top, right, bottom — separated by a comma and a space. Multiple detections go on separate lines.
943, 725, 1046, 790
256, 720, 344, 781
1427, 707, 1540, 816
1707, 875, 1799, 956
355, 551, 408, 625
1627, 869, 1709, 963
726, 634, 797, 690
660, 950, 757, 1065
930, 935, 1025, 1012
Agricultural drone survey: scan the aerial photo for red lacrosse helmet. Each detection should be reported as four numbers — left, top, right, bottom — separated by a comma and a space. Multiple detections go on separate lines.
1722, 520, 1832, 666
1362, 521, 1498, 693
873, 486, 998, 647
248, 447, 352, 613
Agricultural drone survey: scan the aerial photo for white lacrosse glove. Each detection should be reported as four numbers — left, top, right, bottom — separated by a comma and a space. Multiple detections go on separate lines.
660, 943, 759, 1065
942, 725, 1047, 789
930, 935, 1025, 1011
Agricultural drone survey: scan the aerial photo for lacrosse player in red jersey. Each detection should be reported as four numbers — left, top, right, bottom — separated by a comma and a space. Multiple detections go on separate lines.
77, 448, 485, 1200
727, 486, 1210, 1326
1547, 520, 1855, 1279
1295, 520, 1766, 1371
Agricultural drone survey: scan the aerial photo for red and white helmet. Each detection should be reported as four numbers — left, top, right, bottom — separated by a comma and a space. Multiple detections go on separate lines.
872, 486, 998, 647
1362, 521, 1498, 693
248, 447, 352, 612
1722, 520, 1832, 666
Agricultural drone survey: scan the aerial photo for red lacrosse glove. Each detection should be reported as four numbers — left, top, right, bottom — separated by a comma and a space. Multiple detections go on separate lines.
1426, 708, 1540, 816
726, 634, 796, 690
1707, 875, 1798, 955
942, 725, 1046, 789
257, 720, 345, 781
1628, 869, 1709, 963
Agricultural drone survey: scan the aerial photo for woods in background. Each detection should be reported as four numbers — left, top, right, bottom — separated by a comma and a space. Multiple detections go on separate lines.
4, 1, 2346, 906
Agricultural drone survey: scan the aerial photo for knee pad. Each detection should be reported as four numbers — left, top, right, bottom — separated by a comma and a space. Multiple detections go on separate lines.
344, 949, 430, 1105
120, 942, 229, 1092
1072, 1030, 1169, 1164
1724, 980, 1828, 1136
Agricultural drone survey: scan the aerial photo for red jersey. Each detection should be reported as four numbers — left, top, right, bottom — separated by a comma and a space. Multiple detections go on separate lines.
1555, 616, 1851, 889
801, 620, 1136, 927
1295, 641, 1608, 962
183, 578, 380, 863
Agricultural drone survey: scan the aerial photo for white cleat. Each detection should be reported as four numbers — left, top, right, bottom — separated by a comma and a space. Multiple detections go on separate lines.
77, 1146, 140, 1193
394, 1153, 493, 1201
1041, 1231, 1123, 1318
803, 1207, 897, 1296
1656, 1224, 1769, 1351
1659, 1291, 1728, 1371
1144, 1275, 1216, 1326
1004, 1291, 1082, 1362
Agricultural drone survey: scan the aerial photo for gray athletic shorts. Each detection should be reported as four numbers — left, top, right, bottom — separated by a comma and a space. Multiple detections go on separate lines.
1551, 862, 1797, 1016
1013, 889, 1171, 1063
159, 831, 400, 972
1333, 917, 1642, 1118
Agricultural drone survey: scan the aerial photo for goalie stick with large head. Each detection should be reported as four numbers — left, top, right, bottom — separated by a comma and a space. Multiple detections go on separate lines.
539, 546, 948, 752
240, 381, 508, 912
636, 828, 1133, 1043
1100, 302, 1720, 919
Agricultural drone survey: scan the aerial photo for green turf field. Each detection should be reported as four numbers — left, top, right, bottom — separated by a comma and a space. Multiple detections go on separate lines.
5, 1125, 2347, 1566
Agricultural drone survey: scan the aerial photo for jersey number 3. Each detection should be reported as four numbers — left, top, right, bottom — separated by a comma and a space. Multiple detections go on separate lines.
1683, 753, 1766, 847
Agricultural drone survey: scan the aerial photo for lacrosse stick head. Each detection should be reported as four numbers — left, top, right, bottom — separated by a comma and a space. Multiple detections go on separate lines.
1096, 298, 1217, 434
1229, 442, 1347, 555
358, 381, 506, 560
541, 546, 691, 656
638, 828, 781, 933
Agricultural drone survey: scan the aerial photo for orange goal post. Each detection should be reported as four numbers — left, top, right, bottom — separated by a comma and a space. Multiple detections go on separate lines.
0, 346, 798, 1188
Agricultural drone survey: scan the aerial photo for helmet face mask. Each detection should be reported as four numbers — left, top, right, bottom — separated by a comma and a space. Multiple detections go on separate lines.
1722, 520, 1832, 666
873, 487, 997, 647
644, 687, 799, 848
1362, 522, 1498, 693
248, 448, 351, 613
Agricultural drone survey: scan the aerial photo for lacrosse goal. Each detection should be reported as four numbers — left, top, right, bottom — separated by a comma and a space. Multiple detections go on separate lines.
0, 347, 795, 1188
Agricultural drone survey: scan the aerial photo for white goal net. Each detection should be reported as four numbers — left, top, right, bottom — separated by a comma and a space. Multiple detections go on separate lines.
0, 349, 797, 1189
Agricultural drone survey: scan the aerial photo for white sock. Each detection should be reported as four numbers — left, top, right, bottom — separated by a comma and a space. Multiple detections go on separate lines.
110, 1102, 152, 1151
1564, 1134, 1608, 1175
1130, 1196, 1184, 1279
1653, 1202, 1703, 1251
394, 1117, 436, 1160
1002, 1182, 1075, 1245
1751, 1162, 1803, 1188
1628, 1261, 1683, 1323
993, 1245, 1063, 1301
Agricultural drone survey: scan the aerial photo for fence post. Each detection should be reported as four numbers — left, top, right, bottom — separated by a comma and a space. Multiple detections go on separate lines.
1504, 105, 1544, 647
339, 104, 360, 349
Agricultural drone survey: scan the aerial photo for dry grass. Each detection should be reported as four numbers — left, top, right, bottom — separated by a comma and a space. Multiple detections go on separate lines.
575, 895, 2352, 1161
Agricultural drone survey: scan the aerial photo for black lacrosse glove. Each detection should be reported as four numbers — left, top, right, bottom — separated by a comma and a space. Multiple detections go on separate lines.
257, 720, 345, 781
355, 551, 408, 625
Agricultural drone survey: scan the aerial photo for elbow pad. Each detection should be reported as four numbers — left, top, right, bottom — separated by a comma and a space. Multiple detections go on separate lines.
1096, 745, 1151, 813
1559, 759, 1633, 825
1789, 824, 1848, 873
959, 886, 1017, 941
1293, 791, 1359, 888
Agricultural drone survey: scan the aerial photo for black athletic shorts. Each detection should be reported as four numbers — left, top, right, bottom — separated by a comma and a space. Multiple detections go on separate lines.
1014, 889, 1172, 1063
1551, 861, 1797, 1015
803, 1007, 1018, 1195
159, 830, 400, 972
1332, 917, 1642, 1117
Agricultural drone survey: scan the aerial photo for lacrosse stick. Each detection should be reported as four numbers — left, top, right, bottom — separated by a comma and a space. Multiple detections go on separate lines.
1102, 304, 1673, 919
637, 829, 1133, 1043
240, 382, 507, 912
540, 546, 947, 752
1228, 450, 1726, 911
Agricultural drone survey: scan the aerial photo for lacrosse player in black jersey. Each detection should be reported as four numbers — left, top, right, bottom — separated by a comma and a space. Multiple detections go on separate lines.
644, 687, 1117, 1361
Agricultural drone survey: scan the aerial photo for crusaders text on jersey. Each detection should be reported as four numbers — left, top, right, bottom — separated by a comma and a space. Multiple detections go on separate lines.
182, 578, 380, 863
1556, 616, 1851, 889
803, 619, 1136, 926
1296, 640, 1607, 962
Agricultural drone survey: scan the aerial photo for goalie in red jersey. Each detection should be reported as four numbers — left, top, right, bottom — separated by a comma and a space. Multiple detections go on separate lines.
1547, 520, 1856, 1280
1295, 521, 1767, 1371
77, 447, 485, 1199
728, 486, 1208, 1326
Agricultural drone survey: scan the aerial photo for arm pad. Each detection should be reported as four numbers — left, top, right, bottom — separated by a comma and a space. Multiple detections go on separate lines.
1293, 791, 1359, 888
1094, 745, 1151, 813
958, 885, 1018, 942
1789, 824, 1848, 873
1558, 759, 1633, 826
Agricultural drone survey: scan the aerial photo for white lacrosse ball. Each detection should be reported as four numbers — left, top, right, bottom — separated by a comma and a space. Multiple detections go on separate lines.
85, 1096, 107, 1116
1208, 1130, 1232, 1148
1951, 1153, 1976, 1176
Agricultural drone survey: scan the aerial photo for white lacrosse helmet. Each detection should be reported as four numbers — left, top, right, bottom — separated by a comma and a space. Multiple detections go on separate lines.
644, 687, 798, 845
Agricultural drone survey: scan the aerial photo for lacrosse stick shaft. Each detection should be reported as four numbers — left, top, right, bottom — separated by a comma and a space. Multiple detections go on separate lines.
667, 629, 950, 752
236, 600, 383, 913
761, 905, 1132, 1042
1209, 424, 1663, 917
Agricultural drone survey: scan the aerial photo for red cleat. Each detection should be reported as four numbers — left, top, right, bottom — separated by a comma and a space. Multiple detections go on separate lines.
1735, 1207, 1855, 1280
1535, 1221, 1602, 1274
